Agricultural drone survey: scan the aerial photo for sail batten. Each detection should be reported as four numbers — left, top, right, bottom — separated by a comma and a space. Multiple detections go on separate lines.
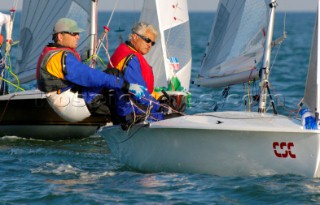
195, 0, 269, 88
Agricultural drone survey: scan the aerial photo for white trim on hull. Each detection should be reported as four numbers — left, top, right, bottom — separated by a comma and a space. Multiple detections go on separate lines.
99, 111, 320, 177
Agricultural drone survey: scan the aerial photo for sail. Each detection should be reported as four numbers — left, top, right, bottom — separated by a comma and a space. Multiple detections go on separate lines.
14, 0, 96, 85
194, 0, 269, 88
304, 3, 320, 115
139, 0, 192, 90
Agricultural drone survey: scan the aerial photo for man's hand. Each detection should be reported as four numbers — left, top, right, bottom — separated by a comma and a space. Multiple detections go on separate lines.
128, 83, 146, 99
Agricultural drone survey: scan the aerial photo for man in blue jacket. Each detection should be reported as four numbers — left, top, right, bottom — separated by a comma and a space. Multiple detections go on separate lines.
36, 18, 145, 122
107, 22, 165, 128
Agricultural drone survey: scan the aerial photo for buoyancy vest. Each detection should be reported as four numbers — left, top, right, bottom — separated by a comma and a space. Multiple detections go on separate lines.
36, 44, 81, 92
108, 43, 154, 92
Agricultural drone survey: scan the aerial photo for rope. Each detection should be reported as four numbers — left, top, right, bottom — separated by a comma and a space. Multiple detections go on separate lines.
114, 123, 149, 144
119, 92, 187, 133
124, 98, 138, 132
95, 0, 120, 57
0, 93, 15, 121
0, 50, 24, 93
0, 1, 24, 94
0, 75, 24, 92
84, 54, 107, 68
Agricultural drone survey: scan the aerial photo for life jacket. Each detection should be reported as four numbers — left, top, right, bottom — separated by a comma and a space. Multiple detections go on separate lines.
0, 34, 3, 46
36, 44, 81, 92
108, 43, 154, 92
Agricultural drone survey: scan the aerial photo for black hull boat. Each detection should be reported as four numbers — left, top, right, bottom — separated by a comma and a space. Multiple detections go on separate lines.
0, 90, 110, 140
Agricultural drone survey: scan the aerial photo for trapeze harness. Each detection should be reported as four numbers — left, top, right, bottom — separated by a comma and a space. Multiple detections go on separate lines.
36, 45, 91, 122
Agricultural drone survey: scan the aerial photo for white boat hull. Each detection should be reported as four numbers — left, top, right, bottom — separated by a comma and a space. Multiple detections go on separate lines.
99, 111, 320, 177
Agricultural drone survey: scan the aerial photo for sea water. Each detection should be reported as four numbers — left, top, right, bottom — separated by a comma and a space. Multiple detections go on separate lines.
0, 11, 319, 204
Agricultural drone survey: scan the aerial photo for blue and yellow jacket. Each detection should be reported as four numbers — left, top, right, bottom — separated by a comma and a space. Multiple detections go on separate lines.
36, 43, 128, 104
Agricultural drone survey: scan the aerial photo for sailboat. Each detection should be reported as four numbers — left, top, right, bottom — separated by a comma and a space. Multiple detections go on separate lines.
0, 0, 112, 140
140, 0, 192, 91
99, 0, 320, 177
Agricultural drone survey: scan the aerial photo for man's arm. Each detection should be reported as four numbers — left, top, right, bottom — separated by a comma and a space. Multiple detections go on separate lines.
64, 54, 127, 90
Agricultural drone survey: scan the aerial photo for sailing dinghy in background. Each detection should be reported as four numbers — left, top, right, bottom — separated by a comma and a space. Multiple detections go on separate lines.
100, 0, 320, 177
0, 0, 112, 140
140, 0, 192, 92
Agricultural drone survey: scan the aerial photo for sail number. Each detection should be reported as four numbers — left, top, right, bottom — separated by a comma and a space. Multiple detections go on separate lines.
273, 142, 296, 158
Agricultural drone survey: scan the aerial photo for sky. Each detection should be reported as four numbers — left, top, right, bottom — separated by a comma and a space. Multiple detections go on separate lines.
0, 0, 318, 12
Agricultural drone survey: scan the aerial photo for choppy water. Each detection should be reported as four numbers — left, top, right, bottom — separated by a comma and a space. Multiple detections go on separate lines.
1, 11, 319, 204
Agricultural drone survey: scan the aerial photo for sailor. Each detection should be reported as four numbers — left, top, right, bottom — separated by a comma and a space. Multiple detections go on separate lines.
107, 22, 178, 128
36, 18, 146, 122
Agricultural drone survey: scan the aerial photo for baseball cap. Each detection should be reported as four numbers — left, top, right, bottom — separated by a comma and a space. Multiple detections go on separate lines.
53, 18, 85, 34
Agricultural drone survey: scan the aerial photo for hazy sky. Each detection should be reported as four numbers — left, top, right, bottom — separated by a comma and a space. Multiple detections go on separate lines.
0, 0, 318, 12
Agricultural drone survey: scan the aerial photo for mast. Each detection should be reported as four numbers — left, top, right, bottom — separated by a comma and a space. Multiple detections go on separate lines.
258, 0, 277, 113
90, 0, 98, 68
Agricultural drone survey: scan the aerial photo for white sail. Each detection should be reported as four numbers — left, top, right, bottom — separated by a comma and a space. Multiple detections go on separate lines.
139, 0, 192, 90
195, 0, 269, 88
15, 0, 96, 84
304, 2, 320, 116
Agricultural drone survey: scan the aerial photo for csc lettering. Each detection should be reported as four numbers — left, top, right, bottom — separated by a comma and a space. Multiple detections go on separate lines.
273, 142, 296, 158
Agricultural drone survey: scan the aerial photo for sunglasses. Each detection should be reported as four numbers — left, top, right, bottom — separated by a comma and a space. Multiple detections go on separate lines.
61, 32, 80, 36
134, 32, 155, 46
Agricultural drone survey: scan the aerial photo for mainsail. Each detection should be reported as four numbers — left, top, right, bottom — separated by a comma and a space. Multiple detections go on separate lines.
304, 2, 320, 116
14, 0, 97, 85
139, 0, 192, 90
195, 0, 269, 88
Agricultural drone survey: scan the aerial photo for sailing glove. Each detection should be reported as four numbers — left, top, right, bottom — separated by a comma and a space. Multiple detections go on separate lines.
128, 83, 146, 99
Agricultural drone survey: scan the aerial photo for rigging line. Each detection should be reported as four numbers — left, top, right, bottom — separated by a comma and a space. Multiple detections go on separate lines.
117, 123, 150, 144
11, 0, 19, 10
95, 0, 119, 55
128, 92, 186, 116
269, 31, 286, 73
283, 11, 287, 35
247, 81, 251, 112
270, 11, 287, 72
143, 102, 153, 122
0, 74, 24, 92
0, 93, 15, 122
106, 0, 119, 28
131, 102, 158, 121
85, 54, 106, 67
125, 98, 138, 132
266, 82, 294, 115
101, 34, 113, 67
6, 53, 22, 92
